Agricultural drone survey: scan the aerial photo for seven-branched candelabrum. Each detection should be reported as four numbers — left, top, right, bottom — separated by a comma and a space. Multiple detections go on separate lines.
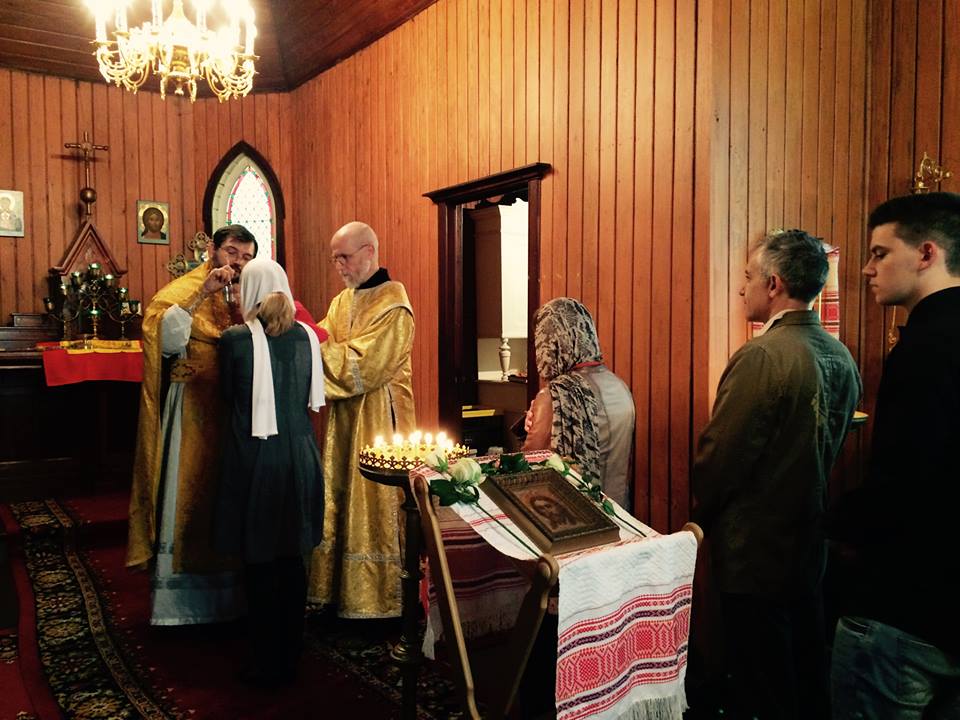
43, 263, 142, 342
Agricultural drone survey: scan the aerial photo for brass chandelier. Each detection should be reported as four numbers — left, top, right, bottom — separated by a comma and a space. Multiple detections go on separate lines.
85, 0, 258, 102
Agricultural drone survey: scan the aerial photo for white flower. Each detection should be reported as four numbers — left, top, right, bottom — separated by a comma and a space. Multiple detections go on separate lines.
423, 450, 448, 473
448, 457, 483, 486
545, 453, 568, 474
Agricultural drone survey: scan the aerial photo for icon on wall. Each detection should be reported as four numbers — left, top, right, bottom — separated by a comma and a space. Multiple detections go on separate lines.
137, 200, 170, 245
0, 190, 25, 238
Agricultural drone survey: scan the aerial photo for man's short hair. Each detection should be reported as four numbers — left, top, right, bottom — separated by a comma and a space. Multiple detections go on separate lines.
753, 229, 829, 303
212, 224, 258, 256
868, 192, 960, 275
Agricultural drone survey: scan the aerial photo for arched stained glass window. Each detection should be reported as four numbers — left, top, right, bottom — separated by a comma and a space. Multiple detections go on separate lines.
207, 144, 283, 261
226, 166, 274, 255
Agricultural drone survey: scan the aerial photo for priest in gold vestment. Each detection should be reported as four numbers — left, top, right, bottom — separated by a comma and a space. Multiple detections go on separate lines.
127, 226, 257, 625
308, 221, 416, 618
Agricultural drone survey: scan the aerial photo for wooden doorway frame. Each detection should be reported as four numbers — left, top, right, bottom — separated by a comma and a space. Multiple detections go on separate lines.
424, 162, 551, 441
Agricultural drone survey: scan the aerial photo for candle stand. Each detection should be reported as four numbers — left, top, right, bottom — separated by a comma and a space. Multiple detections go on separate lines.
358, 462, 423, 720
43, 262, 141, 343
356, 431, 470, 720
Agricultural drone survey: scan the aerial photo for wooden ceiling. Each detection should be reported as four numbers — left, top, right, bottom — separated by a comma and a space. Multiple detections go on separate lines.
0, 0, 438, 94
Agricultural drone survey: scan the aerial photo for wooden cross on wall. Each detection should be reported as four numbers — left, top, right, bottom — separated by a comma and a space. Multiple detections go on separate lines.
64, 131, 109, 217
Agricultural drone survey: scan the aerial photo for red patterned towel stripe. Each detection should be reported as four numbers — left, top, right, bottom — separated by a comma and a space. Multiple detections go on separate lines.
558, 585, 692, 642
557, 652, 689, 720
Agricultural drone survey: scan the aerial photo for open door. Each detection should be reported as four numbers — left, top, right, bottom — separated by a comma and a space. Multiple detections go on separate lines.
424, 163, 551, 448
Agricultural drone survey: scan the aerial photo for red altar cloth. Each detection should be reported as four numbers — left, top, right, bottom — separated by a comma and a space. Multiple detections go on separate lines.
38, 340, 144, 386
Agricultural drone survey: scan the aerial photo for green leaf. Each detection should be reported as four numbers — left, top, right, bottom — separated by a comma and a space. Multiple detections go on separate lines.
429, 479, 460, 506
498, 453, 531, 474
601, 499, 615, 516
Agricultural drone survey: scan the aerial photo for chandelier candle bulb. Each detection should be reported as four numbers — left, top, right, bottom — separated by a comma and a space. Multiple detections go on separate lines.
95, 14, 107, 41
244, 10, 256, 54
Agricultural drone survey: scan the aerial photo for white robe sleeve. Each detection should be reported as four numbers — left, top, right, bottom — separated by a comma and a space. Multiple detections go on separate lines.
161, 304, 193, 357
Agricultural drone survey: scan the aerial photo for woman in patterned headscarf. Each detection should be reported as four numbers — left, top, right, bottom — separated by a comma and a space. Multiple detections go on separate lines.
523, 297, 636, 508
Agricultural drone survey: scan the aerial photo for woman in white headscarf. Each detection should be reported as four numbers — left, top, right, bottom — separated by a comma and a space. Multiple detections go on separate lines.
523, 297, 636, 508
214, 256, 325, 686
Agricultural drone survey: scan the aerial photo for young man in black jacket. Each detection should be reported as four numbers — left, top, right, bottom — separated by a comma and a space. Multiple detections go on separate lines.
831, 192, 960, 718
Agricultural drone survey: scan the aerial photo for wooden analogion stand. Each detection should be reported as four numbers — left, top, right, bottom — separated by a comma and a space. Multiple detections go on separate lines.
410, 453, 703, 720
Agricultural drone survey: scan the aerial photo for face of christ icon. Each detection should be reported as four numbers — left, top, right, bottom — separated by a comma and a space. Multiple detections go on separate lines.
527, 492, 579, 532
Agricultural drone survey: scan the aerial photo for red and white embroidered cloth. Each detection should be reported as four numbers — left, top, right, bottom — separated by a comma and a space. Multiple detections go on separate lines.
413, 452, 697, 720
555, 533, 695, 720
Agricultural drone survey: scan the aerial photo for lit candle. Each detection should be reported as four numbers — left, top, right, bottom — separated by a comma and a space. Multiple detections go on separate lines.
87, 262, 101, 279
70, 271, 82, 287
425, 432, 433, 446
244, 8, 256, 54
115, 3, 127, 33
43, 297, 55, 312
230, 8, 241, 49
437, 432, 448, 446
118, 287, 128, 298
103, 273, 115, 287
121, 301, 130, 314
392, 433, 403, 447
95, 14, 106, 42
59, 283, 69, 296
373, 435, 385, 448
195, 0, 208, 33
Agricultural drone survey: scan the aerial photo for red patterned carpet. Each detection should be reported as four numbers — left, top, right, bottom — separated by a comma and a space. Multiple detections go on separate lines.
0, 492, 465, 720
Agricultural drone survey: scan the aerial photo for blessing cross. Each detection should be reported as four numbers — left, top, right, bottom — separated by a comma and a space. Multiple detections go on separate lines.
64, 131, 109, 217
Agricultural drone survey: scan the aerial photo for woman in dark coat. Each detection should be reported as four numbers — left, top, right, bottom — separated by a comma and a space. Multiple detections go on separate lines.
215, 256, 325, 686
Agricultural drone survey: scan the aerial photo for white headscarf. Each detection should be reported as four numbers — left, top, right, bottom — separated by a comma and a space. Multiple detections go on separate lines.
239, 256, 324, 439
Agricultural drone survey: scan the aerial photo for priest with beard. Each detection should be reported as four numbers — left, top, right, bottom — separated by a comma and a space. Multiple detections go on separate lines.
307, 221, 416, 618
128, 224, 324, 626
128, 224, 255, 626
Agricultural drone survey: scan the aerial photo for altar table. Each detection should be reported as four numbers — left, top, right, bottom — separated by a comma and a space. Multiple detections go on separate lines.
38, 339, 143, 386
413, 452, 697, 720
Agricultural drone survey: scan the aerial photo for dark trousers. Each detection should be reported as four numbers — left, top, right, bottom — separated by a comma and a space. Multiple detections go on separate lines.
717, 589, 829, 720
244, 555, 308, 679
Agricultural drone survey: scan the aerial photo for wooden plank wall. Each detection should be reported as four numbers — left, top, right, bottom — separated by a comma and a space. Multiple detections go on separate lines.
710, 0, 871, 493
0, 69, 294, 330
0, 71, 194, 316
289, 0, 704, 531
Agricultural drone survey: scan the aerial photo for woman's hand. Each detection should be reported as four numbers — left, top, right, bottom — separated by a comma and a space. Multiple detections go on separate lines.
524, 401, 535, 432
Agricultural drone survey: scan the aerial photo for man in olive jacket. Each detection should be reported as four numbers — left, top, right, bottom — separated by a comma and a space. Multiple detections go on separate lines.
693, 229, 862, 720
